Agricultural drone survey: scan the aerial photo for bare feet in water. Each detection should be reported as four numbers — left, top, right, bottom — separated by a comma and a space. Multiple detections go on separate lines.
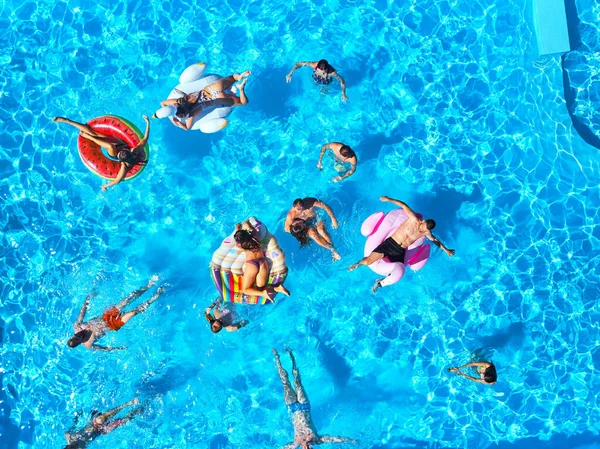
234, 70, 252, 81
371, 278, 384, 294
332, 249, 341, 262
275, 284, 290, 296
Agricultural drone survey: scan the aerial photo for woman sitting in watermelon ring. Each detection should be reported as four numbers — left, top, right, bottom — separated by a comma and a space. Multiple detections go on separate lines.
54, 115, 150, 191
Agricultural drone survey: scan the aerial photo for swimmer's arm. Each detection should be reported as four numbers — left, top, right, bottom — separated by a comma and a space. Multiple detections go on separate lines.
379, 196, 417, 219
457, 372, 489, 384
425, 232, 455, 257
332, 72, 348, 102
284, 213, 293, 233
176, 115, 193, 131
75, 293, 95, 328
137, 115, 150, 147
458, 362, 488, 369
226, 319, 249, 332
205, 298, 220, 315
172, 118, 189, 130
91, 344, 127, 352
318, 435, 357, 444
286, 61, 312, 81
101, 164, 127, 191
317, 143, 330, 169
160, 99, 179, 107
315, 201, 338, 228
102, 398, 140, 420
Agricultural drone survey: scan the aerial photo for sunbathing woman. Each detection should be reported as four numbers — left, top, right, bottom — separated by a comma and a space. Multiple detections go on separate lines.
234, 221, 290, 300
160, 70, 251, 131
286, 59, 348, 102
53, 115, 149, 191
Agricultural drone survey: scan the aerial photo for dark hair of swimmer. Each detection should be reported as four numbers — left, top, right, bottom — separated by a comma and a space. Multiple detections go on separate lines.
339, 145, 355, 158
293, 198, 304, 208
290, 219, 311, 247
67, 330, 92, 348
205, 312, 224, 333
484, 364, 497, 383
211, 320, 224, 333
316, 59, 334, 73
118, 149, 146, 166
234, 229, 261, 251
425, 219, 436, 230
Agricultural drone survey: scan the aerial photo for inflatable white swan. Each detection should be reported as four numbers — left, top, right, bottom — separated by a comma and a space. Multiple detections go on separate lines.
154, 63, 235, 133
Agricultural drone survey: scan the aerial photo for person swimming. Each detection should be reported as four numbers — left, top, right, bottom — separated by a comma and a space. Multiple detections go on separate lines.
63, 398, 143, 449
204, 298, 248, 333
284, 198, 341, 261
53, 115, 149, 191
273, 349, 356, 449
159, 70, 251, 131
67, 278, 164, 351
448, 362, 497, 385
286, 59, 348, 102
317, 142, 358, 182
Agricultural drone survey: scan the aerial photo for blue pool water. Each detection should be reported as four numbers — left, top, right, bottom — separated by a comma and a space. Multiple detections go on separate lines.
2, 0, 600, 447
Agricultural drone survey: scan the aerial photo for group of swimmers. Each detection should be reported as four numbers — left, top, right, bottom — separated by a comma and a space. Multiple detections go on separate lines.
57, 58, 495, 448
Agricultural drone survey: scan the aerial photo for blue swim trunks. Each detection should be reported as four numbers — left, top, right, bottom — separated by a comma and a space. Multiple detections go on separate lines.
287, 402, 310, 414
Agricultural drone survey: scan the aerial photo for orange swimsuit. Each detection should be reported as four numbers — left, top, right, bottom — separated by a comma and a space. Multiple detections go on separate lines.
102, 306, 125, 331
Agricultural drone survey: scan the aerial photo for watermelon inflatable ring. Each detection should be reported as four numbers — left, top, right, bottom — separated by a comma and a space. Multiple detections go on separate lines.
76, 115, 149, 180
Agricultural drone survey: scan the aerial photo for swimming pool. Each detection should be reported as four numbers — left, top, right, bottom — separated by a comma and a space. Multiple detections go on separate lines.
1, 0, 600, 447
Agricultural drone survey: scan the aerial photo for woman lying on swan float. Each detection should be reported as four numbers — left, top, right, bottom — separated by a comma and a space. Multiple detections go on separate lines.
154, 63, 250, 133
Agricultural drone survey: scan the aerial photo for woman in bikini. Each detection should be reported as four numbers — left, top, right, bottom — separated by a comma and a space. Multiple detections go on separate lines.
234, 221, 290, 300
286, 59, 348, 102
160, 70, 251, 131
53, 115, 150, 191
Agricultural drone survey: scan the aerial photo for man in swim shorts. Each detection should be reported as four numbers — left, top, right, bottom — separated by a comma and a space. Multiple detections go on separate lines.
317, 142, 357, 182
67, 277, 164, 351
284, 197, 341, 261
205, 298, 248, 333
348, 196, 455, 293
64, 397, 143, 448
273, 349, 356, 449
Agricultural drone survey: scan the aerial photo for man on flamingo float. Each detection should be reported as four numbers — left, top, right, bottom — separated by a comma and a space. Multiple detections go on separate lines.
348, 196, 455, 293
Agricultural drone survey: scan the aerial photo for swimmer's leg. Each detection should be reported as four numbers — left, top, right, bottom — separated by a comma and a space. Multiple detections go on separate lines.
287, 349, 309, 404
348, 251, 385, 271
115, 277, 157, 311
120, 286, 164, 324
78, 133, 122, 157
53, 117, 107, 138
308, 226, 341, 261
316, 221, 333, 245
103, 406, 144, 434
273, 349, 297, 405
206, 70, 252, 94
